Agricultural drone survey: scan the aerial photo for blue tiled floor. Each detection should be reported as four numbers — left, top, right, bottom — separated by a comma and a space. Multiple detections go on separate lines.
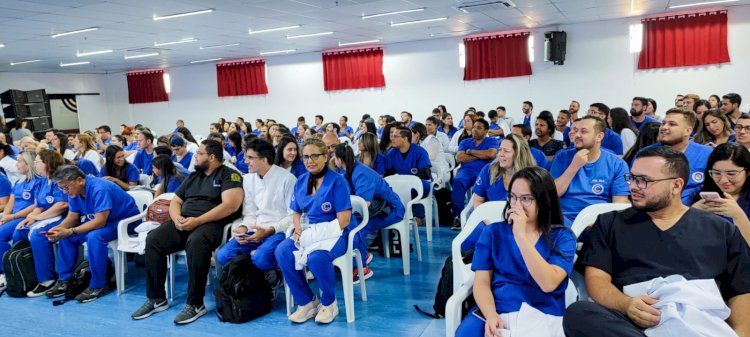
0, 226, 456, 337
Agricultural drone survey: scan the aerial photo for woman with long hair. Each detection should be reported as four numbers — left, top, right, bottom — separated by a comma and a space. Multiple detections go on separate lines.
275, 135, 305, 177
100, 145, 139, 190
150, 154, 185, 197
449, 113, 477, 153
694, 109, 734, 147
378, 121, 400, 153
439, 112, 458, 138
73, 134, 103, 171
454, 167, 575, 337
693, 142, 750, 244
709, 94, 721, 109
51, 132, 76, 161
357, 132, 385, 175
174, 127, 199, 153
623, 122, 661, 165
607, 107, 638, 153
691, 99, 712, 137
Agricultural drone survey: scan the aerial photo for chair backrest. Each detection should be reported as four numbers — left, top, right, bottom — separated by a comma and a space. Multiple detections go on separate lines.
127, 190, 155, 212
570, 203, 631, 238
451, 201, 506, 293
443, 152, 456, 170
350, 196, 369, 230
154, 192, 175, 202
138, 174, 152, 187
384, 175, 423, 208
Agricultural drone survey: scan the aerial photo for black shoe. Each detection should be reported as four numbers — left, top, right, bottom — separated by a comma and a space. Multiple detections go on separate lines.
174, 304, 207, 325
451, 217, 461, 231
44, 280, 68, 298
75, 287, 106, 303
132, 299, 169, 320
28, 282, 56, 297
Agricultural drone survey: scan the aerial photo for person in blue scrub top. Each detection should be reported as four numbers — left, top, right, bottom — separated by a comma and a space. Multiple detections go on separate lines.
551, 117, 630, 226
630, 96, 660, 131
462, 135, 538, 251
439, 113, 458, 139
357, 133, 386, 175
44, 165, 139, 302
451, 119, 499, 226
276, 135, 305, 177
226, 132, 246, 174
151, 155, 185, 197
522, 100, 534, 127
588, 103, 624, 155
170, 136, 193, 170
692, 143, 750, 244
332, 144, 404, 283
400, 111, 415, 128
134, 130, 156, 175
337, 116, 354, 139
100, 145, 139, 190
275, 138, 356, 324
0, 151, 40, 283
511, 124, 550, 171
454, 167, 576, 337
384, 127, 432, 223
636, 109, 713, 205
12, 150, 69, 297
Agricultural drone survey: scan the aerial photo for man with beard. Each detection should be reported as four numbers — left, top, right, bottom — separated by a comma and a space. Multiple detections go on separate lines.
588, 103, 624, 155
530, 114, 565, 162
557, 110, 572, 146
564, 146, 750, 337
522, 101, 534, 127
451, 119, 498, 227
630, 97, 659, 131
721, 93, 746, 129
568, 100, 580, 125
551, 116, 630, 226
132, 139, 243, 325
636, 108, 712, 205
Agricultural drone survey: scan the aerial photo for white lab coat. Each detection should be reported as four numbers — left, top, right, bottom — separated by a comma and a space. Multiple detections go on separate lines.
231, 165, 296, 235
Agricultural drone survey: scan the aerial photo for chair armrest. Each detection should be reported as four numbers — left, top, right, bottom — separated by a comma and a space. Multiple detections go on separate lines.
116, 211, 146, 246
445, 274, 474, 337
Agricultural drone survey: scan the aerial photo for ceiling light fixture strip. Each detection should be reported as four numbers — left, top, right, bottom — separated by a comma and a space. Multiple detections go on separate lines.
391, 17, 448, 27
153, 8, 214, 21
361, 8, 425, 19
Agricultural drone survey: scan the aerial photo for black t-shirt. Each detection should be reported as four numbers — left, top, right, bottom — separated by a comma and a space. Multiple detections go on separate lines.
529, 138, 565, 157
175, 165, 243, 223
578, 207, 750, 301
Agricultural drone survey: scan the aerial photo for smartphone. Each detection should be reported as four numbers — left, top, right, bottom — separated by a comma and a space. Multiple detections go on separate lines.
471, 308, 486, 322
238, 230, 256, 237
700, 191, 721, 201
39, 231, 52, 235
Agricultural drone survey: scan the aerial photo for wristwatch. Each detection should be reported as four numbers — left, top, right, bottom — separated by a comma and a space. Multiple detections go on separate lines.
69, 228, 76, 236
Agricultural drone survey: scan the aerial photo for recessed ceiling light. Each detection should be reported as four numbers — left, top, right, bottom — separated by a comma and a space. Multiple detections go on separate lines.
10, 59, 42, 66
51, 27, 99, 38
391, 17, 448, 27
0, 43, 5, 48
259, 49, 297, 56
669, 0, 738, 8
190, 58, 222, 64
286, 31, 334, 39
338, 39, 381, 47
154, 38, 197, 46
60, 61, 90, 67
153, 8, 214, 21
362, 8, 425, 19
76, 49, 113, 57
248, 25, 301, 35
124, 52, 160, 59
200, 43, 240, 50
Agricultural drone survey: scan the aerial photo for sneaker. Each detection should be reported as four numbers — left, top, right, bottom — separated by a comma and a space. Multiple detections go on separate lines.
289, 297, 319, 323
314, 300, 339, 324
353, 266, 374, 285
44, 280, 67, 298
0, 274, 6, 292
131, 299, 169, 320
173, 304, 207, 325
451, 217, 461, 231
75, 287, 106, 303
366, 252, 373, 265
305, 270, 315, 280
27, 281, 56, 297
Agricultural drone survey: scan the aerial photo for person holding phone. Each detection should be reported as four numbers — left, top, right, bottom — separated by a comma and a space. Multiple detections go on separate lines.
692, 142, 750, 244
455, 167, 576, 337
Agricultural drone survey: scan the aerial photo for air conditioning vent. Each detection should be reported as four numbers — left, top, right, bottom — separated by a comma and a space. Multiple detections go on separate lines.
455, 0, 516, 13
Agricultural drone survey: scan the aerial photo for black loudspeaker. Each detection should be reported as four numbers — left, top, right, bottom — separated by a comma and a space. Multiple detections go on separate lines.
3, 104, 31, 119
544, 31, 567, 65
25, 89, 47, 103
28, 102, 50, 117
1, 89, 26, 104
29, 117, 51, 131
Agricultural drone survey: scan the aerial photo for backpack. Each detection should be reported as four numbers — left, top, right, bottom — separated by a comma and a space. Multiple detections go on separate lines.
1, 241, 38, 297
145, 199, 171, 224
214, 254, 273, 323
414, 251, 476, 319
53, 258, 115, 306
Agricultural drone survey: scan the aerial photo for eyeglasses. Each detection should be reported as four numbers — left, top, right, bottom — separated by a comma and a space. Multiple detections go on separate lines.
708, 169, 745, 180
302, 153, 324, 162
733, 125, 750, 133
58, 182, 74, 192
509, 193, 535, 206
624, 174, 678, 189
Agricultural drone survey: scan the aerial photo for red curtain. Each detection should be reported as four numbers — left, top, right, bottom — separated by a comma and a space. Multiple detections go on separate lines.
464, 32, 531, 81
638, 10, 729, 70
217, 59, 268, 97
127, 69, 168, 104
322, 47, 385, 91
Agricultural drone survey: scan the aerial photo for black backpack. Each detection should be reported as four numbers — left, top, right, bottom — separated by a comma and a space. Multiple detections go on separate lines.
414, 251, 476, 319
53, 258, 115, 306
1, 241, 38, 297
214, 254, 273, 323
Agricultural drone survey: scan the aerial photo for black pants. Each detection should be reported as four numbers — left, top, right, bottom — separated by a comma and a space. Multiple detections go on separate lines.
563, 301, 647, 337
144, 220, 224, 306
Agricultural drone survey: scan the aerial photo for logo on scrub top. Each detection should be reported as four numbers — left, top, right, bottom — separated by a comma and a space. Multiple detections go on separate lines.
22, 191, 31, 200
692, 172, 704, 183
46, 196, 54, 204
321, 202, 332, 212
410, 168, 418, 174
591, 184, 604, 195
475, 177, 482, 186
87, 214, 96, 220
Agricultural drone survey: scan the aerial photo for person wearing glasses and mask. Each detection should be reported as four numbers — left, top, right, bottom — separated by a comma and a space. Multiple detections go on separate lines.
732, 115, 750, 150
455, 167, 576, 337
564, 147, 750, 337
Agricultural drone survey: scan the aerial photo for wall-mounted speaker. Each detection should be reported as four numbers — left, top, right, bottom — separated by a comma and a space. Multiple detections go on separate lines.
544, 31, 567, 65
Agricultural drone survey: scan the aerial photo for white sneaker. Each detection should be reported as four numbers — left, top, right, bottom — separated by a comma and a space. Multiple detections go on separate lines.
314, 299, 339, 324
0, 274, 6, 291
288, 297, 319, 323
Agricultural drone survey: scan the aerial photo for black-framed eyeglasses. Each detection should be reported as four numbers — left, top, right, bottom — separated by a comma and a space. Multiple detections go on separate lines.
509, 193, 535, 206
302, 153, 324, 162
733, 125, 750, 133
708, 169, 745, 180
624, 173, 678, 189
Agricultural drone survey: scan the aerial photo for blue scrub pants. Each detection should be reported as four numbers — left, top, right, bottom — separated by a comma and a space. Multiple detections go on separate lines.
411, 179, 431, 218
275, 227, 350, 306
451, 170, 478, 217
354, 211, 402, 268
0, 218, 24, 273
13, 219, 62, 283
215, 232, 285, 270
455, 310, 487, 337
57, 224, 117, 289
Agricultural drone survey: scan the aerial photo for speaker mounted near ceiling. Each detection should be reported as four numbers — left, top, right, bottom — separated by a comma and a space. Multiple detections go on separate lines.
544, 31, 567, 65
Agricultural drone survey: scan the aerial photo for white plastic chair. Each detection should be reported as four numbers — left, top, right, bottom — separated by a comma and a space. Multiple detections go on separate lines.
451, 201, 506, 293
138, 174, 152, 187
416, 182, 437, 241
111, 190, 155, 295
284, 196, 369, 323
383, 175, 423, 275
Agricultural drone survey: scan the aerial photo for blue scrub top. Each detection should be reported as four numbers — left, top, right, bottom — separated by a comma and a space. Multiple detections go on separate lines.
35, 178, 67, 211
290, 159, 306, 177
338, 126, 354, 138
291, 169, 354, 226
385, 145, 432, 193
172, 152, 193, 170
376, 128, 384, 139
0, 173, 11, 199
68, 176, 139, 228
134, 148, 155, 175
551, 148, 630, 225
638, 142, 712, 205
523, 115, 532, 127
76, 158, 100, 176
438, 126, 458, 139
472, 222, 576, 316
166, 176, 183, 193
631, 115, 659, 131
234, 151, 248, 174
372, 153, 386, 175
11, 178, 38, 213
458, 137, 500, 175
601, 128, 624, 155
348, 162, 405, 219
473, 164, 508, 201
530, 147, 550, 171
99, 163, 140, 184
563, 127, 571, 147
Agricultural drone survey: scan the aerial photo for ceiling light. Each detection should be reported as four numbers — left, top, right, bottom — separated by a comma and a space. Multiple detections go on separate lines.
153, 8, 214, 21
200, 43, 240, 50
669, 0, 738, 8
10, 59, 42, 66
259, 49, 297, 56
338, 39, 381, 47
248, 25, 301, 35
154, 38, 197, 46
0, 43, 4, 48
60, 61, 90, 67
286, 31, 334, 39
362, 8, 425, 19
190, 58, 222, 64
76, 49, 113, 57
391, 17, 448, 27
51, 26, 99, 38
124, 52, 160, 59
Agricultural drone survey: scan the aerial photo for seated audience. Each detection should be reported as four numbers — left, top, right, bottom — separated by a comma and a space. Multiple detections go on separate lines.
693, 109, 734, 147
133, 130, 156, 175
530, 114, 565, 161
721, 92, 745, 129
588, 103, 624, 155
357, 132, 386, 175
734, 115, 750, 150
227, 131, 247, 174
385, 127, 432, 224
426, 116, 450, 153
0, 143, 21, 184
608, 107, 638, 154
151, 155, 185, 197
512, 123, 550, 170
439, 112, 458, 139
630, 96, 660, 131
411, 122, 449, 188
100, 145, 139, 190
449, 112, 477, 153
170, 136, 193, 170
623, 122, 660, 165
338, 116, 354, 139
73, 134, 103, 171
51, 132, 76, 161
275, 135, 305, 177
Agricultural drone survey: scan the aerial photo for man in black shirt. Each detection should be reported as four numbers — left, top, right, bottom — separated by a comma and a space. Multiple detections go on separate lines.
132, 140, 243, 325
563, 146, 750, 336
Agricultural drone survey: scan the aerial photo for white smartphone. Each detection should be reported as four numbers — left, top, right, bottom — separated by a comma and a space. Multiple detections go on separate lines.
700, 191, 721, 201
